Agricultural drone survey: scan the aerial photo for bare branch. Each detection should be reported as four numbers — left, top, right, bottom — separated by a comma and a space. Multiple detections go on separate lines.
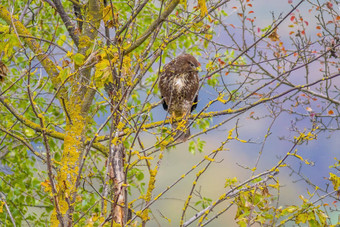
0, 193, 17, 227
124, 0, 180, 54
51, 0, 79, 46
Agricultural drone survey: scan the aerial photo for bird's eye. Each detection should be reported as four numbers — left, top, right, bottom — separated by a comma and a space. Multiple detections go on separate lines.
189, 61, 196, 67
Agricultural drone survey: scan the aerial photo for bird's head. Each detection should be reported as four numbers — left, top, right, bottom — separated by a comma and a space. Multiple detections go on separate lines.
181, 54, 200, 72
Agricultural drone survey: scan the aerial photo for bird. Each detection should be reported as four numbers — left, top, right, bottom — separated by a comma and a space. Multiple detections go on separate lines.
159, 53, 200, 142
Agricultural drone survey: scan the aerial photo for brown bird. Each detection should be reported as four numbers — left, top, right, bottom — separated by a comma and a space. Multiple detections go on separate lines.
159, 53, 200, 142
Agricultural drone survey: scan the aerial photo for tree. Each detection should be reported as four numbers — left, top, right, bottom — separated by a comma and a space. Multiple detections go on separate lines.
0, 0, 339, 226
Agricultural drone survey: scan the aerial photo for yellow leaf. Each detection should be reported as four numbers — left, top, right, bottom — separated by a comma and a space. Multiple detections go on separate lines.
296, 212, 308, 224
198, 0, 208, 17
285, 205, 298, 213
66, 51, 73, 58
180, 0, 187, 9
205, 33, 212, 40
268, 28, 280, 41
94, 59, 113, 88
103, 5, 112, 23
79, 36, 91, 48
0, 201, 4, 213
329, 173, 340, 191
41, 180, 52, 193
269, 182, 280, 189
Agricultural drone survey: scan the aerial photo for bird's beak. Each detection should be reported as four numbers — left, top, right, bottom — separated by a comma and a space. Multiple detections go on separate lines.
195, 66, 202, 72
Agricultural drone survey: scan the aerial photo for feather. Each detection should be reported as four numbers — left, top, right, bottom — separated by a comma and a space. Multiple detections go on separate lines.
191, 95, 198, 112
161, 96, 168, 111
159, 53, 200, 142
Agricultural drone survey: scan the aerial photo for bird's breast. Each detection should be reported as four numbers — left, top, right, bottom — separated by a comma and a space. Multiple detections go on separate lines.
174, 77, 186, 91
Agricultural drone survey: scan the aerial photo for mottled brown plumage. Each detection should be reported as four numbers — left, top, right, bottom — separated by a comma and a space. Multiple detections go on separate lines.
159, 53, 200, 142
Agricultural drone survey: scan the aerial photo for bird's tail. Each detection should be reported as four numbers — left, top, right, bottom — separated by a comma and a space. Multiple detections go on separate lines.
172, 120, 191, 142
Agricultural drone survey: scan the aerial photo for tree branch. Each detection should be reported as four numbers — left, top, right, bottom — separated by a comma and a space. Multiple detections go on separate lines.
96, 69, 340, 143
141, 73, 340, 131
0, 125, 45, 162
0, 5, 67, 98
52, 0, 79, 46
0, 96, 64, 140
124, 0, 180, 54
0, 31, 68, 53
116, 0, 149, 37
0, 193, 17, 227
77, 0, 103, 112
80, 0, 103, 44
0, 96, 107, 154
183, 171, 278, 227
41, 0, 56, 9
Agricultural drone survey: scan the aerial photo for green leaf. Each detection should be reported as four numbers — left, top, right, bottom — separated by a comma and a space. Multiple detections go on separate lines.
24, 128, 35, 137
136, 170, 144, 181
57, 34, 67, 46
296, 212, 308, 224
189, 141, 195, 154
225, 177, 238, 188
197, 138, 206, 153
72, 53, 85, 66
58, 67, 70, 82
315, 209, 328, 226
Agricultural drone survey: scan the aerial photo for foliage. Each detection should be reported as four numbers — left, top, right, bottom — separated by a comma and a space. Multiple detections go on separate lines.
0, 0, 339, 226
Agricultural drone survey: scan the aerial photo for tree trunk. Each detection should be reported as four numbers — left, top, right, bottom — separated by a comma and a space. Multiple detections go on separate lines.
112, 143, 126, 225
